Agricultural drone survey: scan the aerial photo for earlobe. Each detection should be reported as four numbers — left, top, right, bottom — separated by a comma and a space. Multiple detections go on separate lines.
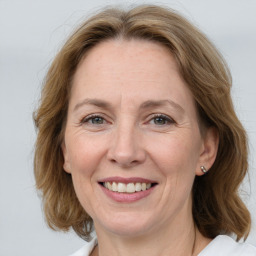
196, 127, 219, 176
61, 142, 71, 174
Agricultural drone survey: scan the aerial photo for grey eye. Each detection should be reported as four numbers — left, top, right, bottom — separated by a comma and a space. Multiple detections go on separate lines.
90, 116, 104, 124
81, 115, 106, 125
150, 115, 174, 125
153, 116, 168, 125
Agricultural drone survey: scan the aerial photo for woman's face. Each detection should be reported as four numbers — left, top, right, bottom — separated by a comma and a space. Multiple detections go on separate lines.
63, 39, 211, 237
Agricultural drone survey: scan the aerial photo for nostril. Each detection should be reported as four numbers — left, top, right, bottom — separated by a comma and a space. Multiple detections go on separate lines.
108, 157, 140, 168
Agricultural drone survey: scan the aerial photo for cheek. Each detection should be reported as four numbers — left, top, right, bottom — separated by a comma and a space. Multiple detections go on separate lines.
66, 137, 104, 215
67, 135, 105, 175
149, 133, 200, 172
148, 133, 200, 198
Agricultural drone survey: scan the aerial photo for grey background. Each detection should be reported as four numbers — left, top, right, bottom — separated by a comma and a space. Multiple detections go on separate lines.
0, 0, 255, 255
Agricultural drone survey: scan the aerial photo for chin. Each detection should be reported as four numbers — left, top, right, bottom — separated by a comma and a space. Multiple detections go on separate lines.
95, 211, 155, 237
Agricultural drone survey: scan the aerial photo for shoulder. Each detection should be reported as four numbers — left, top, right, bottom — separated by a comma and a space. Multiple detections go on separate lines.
199, 235, 256, 256
69, 237, 97, 256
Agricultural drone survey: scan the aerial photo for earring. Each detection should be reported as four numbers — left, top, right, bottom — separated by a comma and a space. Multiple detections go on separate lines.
200, 166, 207, 174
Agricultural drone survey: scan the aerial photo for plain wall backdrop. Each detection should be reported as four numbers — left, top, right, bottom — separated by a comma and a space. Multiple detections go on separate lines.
0, 0, 255, 255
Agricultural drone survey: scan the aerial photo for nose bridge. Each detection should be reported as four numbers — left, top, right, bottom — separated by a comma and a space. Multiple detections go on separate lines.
107, 117, 145, 166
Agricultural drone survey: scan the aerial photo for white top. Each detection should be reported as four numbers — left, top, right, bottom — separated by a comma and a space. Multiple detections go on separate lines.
199, 235, 256, 255
69, 235, 256, 256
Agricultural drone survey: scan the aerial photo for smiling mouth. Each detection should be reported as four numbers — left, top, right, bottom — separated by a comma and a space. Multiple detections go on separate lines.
99, 182, 157, 193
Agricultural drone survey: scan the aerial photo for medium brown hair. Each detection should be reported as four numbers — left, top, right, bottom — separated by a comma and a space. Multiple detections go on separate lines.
34, 5, 251, 241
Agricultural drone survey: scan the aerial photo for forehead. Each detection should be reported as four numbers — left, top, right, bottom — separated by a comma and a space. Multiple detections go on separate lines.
71, 39, 195, 111
74, 39, 179, 82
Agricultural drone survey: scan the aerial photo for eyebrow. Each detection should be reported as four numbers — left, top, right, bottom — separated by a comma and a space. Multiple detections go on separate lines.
140, 100, 185, 114
73, 98, 185, 114
73, 98, 112, 112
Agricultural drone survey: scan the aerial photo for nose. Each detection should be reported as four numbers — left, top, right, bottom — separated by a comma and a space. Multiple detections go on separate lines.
107, 123, 146, 168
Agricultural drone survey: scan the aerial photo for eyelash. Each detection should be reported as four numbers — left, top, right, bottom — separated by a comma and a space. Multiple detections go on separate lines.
80, 114, 107, 125
80, 113, 175, 126
148, 114, 175, 126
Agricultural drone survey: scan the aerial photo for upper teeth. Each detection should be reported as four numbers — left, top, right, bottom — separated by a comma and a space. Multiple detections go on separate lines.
103, 182, 152, 193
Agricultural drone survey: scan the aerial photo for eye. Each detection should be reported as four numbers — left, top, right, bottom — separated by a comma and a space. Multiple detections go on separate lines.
149, 114, 174, 126
81, 115, 107, 125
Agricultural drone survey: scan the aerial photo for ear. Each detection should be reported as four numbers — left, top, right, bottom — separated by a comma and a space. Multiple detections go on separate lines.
196, 127, 219, 176
61, 142, 71, 174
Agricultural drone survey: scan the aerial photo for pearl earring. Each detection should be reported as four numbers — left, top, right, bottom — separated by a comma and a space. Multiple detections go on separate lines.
200, 166, 207, 174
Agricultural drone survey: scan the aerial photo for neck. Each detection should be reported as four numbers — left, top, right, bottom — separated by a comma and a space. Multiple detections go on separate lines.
93, 216, 206, 256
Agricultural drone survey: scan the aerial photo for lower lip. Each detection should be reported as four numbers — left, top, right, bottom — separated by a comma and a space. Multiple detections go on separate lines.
100, 185, 156, 203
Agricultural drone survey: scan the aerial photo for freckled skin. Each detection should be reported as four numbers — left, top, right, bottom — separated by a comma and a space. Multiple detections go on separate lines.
62, 39, 218, 255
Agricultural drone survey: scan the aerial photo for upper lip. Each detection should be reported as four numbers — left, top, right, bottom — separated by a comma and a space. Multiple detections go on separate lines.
98, 176, 157, 184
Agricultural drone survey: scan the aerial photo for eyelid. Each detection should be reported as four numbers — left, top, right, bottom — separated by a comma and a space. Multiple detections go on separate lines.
80, 113, 109, 124
78, 113, 175, 127
147, 113, 175, 124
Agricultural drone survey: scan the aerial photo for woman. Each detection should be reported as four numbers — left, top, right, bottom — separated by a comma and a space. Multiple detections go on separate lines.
33, 5, 256, 256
